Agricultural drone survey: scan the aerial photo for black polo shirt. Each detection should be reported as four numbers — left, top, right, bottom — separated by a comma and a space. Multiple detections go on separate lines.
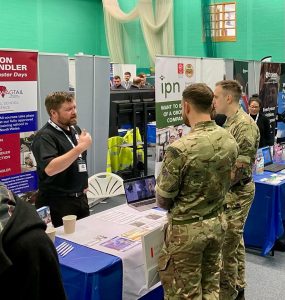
31, 122, 88, 195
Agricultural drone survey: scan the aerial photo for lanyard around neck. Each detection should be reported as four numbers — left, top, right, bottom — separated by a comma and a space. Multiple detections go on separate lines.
48, 119, 82, 158
250, 113, 259, 123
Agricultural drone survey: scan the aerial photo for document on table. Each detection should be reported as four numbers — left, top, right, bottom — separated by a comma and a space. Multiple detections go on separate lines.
84, 235, 109, 247
96, 210, 141, 224
100, 236, 140, 252
259, 174, 285, 185
95, 207, 167, 230
121, 228, 150, 241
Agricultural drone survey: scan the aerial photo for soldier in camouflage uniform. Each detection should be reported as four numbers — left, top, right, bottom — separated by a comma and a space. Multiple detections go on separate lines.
156, 83, 238, 300
213, 80, 260, 300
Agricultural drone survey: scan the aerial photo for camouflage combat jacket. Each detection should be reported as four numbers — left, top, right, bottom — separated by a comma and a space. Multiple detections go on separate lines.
223, 106, 260, 180
156, 121, 238, 222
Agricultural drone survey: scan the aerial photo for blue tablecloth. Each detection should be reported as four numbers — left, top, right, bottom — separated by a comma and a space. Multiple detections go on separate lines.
56, 237, 122, 300
57, 173, 285, 298
244, 172, 285, 255
56, 237, 163, 300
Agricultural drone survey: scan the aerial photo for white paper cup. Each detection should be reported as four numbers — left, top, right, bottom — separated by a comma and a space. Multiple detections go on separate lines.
62, 215, 77, 234
45, 226, 56, 242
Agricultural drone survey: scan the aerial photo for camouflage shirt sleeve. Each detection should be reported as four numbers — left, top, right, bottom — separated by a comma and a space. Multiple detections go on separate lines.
155, 145, 186, 199
234, 122, 260, 164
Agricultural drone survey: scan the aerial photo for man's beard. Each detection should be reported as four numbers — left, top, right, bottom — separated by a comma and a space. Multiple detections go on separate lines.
59, 116, 77, 127
69, 118, 77, 125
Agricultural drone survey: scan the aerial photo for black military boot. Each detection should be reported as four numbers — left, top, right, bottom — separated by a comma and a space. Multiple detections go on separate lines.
235, 288, 245, 300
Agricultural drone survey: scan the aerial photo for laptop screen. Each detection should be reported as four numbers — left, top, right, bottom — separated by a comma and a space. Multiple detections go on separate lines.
260, 146, 273, 166
124, 176, 156, 204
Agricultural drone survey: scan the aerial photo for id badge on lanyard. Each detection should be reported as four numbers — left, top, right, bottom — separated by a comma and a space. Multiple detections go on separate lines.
77, 158, 87, 172
48, 119, 87, 173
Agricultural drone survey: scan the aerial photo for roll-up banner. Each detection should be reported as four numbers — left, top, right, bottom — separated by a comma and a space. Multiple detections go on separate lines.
234, 61, 249, 112
154, 56, 226, 175
155, 56, 196, 174
259, 63, 281, 143
276, 64, 285, 142
0, 49, 38, 200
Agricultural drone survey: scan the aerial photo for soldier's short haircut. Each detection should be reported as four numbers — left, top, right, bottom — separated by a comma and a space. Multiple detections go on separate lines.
113, 75, 121, 80
182, 83, 214, 113
216, 80, 242, 103
45, 91, 74, 116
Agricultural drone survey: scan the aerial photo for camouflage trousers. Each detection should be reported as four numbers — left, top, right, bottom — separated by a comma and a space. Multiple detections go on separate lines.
220, 182, 255, 300
158, 214, 227, 300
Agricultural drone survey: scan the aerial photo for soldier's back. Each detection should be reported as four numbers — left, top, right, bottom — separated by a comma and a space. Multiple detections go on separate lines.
169, 121, 238, 221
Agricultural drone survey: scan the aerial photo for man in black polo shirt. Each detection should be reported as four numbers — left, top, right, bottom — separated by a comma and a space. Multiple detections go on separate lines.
32, 91, 92, 227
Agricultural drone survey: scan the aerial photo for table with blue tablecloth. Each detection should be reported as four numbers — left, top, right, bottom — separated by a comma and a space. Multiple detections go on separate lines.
57, 236, 164, 300
56, 237, 122, 300
244, 172, 285, 256
57, 172, 285, 299
56, 201, 166, 300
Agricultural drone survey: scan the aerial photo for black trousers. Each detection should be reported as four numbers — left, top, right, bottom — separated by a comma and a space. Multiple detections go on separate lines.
36, 192, 90, 227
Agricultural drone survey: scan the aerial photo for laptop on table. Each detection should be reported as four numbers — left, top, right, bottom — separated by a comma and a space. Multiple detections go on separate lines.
123, 175, 157, 211
260, 146, 285, 172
